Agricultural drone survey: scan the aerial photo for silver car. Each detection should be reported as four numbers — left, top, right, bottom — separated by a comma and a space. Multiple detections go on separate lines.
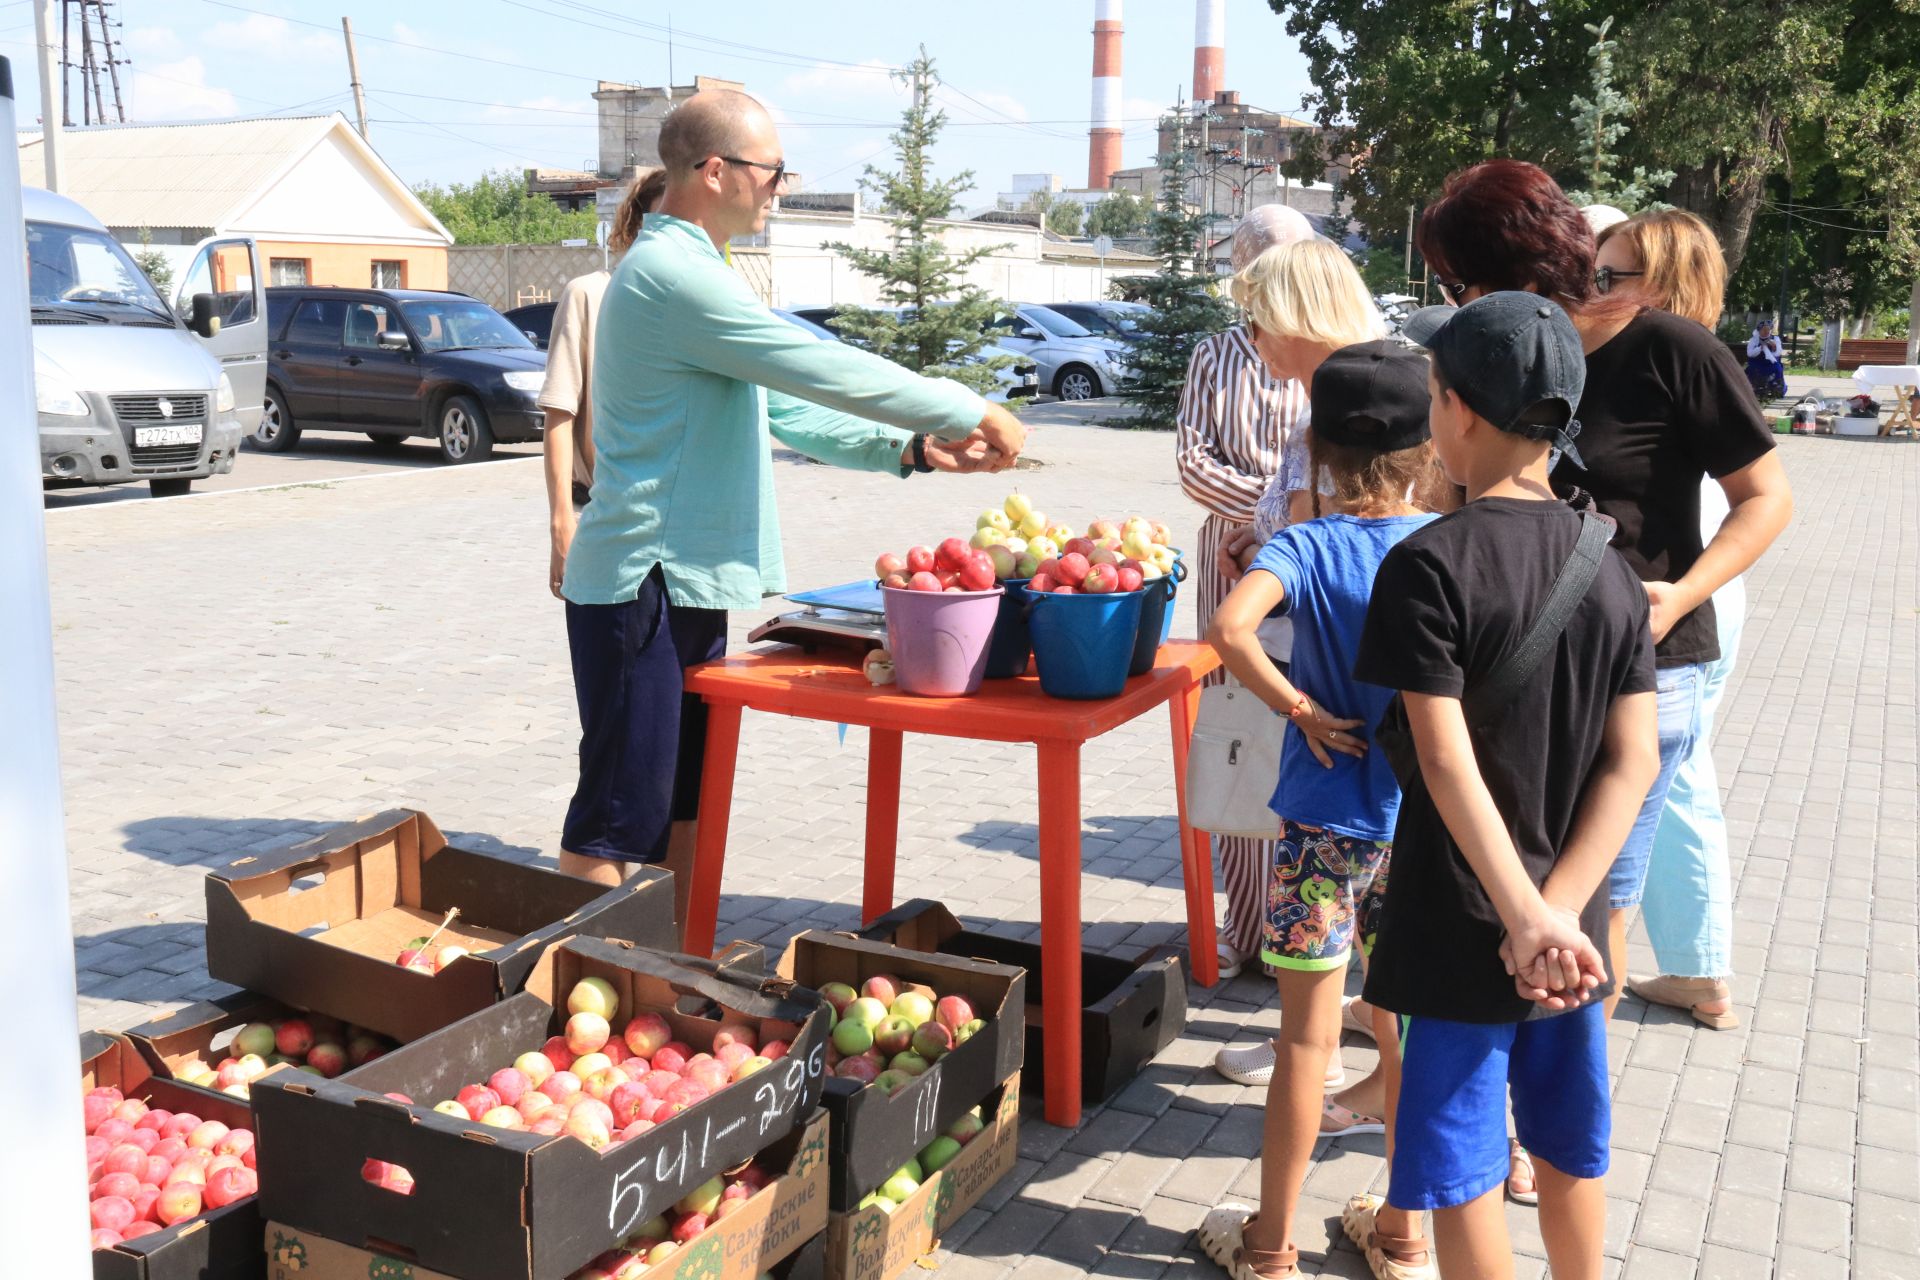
985, 304, 1133, 401
783, 306, 1038, 403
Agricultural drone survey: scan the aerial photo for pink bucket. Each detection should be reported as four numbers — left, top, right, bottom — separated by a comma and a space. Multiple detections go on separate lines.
882, 584, 1004, 697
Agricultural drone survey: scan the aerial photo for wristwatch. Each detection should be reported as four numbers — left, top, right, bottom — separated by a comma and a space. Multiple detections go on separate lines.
910, 433, 935, 474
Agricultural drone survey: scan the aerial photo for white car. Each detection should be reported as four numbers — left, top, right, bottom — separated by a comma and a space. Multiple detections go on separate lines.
781, 307, 1039, 403
984, 304, 1133, 401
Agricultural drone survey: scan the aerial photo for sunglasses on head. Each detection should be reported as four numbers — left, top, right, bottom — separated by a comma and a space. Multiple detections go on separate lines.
1594, 265, 1645, 294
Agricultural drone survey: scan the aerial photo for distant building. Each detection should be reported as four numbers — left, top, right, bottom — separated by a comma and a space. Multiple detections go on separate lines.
16, 113, 453, 289
591, 75, 745, 175
524, 167, 614, 212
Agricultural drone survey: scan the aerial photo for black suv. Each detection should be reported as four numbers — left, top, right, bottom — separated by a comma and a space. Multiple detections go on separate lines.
256, 287, 548, 463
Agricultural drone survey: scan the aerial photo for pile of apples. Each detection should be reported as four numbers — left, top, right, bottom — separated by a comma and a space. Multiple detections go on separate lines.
173, 1013, 396, 1098
564, 1155, 780, 1279
818, 975, 986, 1096
402, 977, 786, 1152
394, 936, 474, 973
853, 1106, 987, 1215
876, 497, 1178, 595
84, 1086, 259, 1250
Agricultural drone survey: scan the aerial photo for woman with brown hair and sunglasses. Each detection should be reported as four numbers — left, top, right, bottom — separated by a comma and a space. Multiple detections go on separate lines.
1410, 163, 1793, 1213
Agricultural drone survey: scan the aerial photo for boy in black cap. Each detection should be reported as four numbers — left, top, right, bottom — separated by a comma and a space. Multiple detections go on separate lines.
1198, 340, 1441, 1280
1355, 294, 1660, 1277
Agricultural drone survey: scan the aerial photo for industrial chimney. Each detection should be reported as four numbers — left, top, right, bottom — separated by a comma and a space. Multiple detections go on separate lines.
1087, 0, 1123, 189
1192, 0, 1225, 110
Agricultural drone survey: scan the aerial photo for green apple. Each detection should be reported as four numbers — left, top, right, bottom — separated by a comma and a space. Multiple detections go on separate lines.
1016, 510, 1048, 539
433, 1100, 468, 1118
677, 1176, 724, 1217
898, 1157, 924, 1181
889, 992, 934, 1026
880, 1171, 920, 1204
844, 996, 889, 1027
969, 527, 1006, 551
831, 1018, 875, 1056
232, 1022, 276, 1059
1026, 536, 1059, 561
858, 1191, 897, 1215
888, 1051, 929, 1076
977, 509, 1012, 532
567, 977, 619, 1021
954, 1017, 987, 1045
919, 1136, 963, 1173
1002, 493, 1035, 524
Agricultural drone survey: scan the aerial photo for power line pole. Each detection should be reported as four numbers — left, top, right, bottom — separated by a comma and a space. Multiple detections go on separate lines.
33, 1, 63, 189
341, 16, 369, 141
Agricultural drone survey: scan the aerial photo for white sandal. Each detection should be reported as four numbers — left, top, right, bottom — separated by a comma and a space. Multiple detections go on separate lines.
1212, 1039, 1346, 1090
1217, 940, 1252, 981
1197, 1204, 1300, 1279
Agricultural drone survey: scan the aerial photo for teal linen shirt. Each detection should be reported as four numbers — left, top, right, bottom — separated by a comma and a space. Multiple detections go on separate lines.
562, 213, 990, 610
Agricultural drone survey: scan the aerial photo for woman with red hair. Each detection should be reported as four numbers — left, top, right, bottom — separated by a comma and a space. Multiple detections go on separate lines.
1394, 160, 1792, 1268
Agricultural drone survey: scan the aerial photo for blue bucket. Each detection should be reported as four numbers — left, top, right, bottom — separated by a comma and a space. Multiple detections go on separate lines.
983, 577, 1033, 678
1024, 586, 1146, 700
1129, 575, 1180, 675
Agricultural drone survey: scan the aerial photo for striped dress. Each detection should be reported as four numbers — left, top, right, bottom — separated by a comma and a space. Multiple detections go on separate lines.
1175, 325, 1309, 960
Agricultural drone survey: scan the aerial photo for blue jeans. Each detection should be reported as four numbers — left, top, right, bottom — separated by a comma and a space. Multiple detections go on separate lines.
1641, 590, 1743, 976
1607, 663, 1705, 909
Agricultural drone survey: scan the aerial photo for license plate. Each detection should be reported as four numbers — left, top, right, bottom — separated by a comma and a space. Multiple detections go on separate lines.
134, 424, 202, 447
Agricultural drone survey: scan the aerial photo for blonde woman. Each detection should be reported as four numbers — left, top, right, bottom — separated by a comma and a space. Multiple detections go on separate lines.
1594, 210, 1746, 1029
1175, 205, 1316, 983
542, 167, 669, 600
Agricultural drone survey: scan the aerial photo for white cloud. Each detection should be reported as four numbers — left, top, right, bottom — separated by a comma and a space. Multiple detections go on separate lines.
780, 60, 899, 97
1123, 95, 1173, 127
130, 56, 238, 120
203, 13, 335, 58
123, 27, 183, 58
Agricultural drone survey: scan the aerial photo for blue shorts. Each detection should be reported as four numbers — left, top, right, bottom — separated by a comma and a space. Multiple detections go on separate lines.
1607, 663, 1703, 908
1391, 1003, 1610, 1211
562, 566, 727, 863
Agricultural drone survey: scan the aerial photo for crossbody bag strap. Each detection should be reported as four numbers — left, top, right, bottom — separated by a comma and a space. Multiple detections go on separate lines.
1467, 509, 1616, 719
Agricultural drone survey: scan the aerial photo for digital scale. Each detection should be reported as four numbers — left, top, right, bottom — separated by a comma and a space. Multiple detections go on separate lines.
746, 579, 889, 653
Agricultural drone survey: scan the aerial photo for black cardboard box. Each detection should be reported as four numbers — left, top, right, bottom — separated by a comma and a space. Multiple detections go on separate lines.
84, 1032, 264, 1280
204, 808, 676, 1042
775, 931, 1024, 1211
251, 937, 829, 1280
823, 1075, 1019, 1280
861, 899, 1184, 1105
263, 1108, 831, 1280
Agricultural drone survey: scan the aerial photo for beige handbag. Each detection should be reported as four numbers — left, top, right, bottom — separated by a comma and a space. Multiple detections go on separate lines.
1186, 683, 1285, 838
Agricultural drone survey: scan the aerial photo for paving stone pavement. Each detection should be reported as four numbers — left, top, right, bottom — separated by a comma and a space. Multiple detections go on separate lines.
45, 413, 1919, 1279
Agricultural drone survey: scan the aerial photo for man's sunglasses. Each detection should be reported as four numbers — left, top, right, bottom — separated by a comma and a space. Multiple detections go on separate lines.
705, 155, 788, 187
1594, 266, 1645, 294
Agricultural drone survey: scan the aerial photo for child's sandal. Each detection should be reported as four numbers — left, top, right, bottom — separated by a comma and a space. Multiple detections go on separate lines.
1341, 1193, 1438, 1280
1197, 1205, 1301, 1280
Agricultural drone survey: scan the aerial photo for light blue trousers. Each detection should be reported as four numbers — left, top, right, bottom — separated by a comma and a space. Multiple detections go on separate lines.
1640, 587, 1744, 977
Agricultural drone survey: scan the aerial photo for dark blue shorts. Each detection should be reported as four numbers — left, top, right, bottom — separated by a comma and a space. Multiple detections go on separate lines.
562, 566, 727, 864
1391, 1002, 1610, 1210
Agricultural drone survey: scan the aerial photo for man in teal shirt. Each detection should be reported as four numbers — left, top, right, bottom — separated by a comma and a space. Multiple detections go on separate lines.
559, 89, 1026, 916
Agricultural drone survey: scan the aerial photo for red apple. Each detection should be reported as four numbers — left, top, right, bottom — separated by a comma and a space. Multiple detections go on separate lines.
516, 1091, 555, 1123
911, 1022, 954, 1062
120, 1221, 162, 1240
1087, 546, 1121, 567
874, 553, 907, 580
906, 571, 942, 593
83, 1095, 116, 1133
566, 1012, 611, 1056
111, 1099, 149, 1127
946, 1110, 985, 1145
712, 1023, 759, 1054
214, 1129, 255, 1162
936, 570, 961, 589
456, 1085, 502, 1121
273, 1019, 314, 1058
958, 551, 996, 591
184, 1121, 229, 1152
1064, 537, 1096, 558
760, 1039, 789, 1061
652, 1043, 690, 1075
1117, 565, 1144, 592
671, 1211, 710, 1243
862, 975, 901, 1005
584, 1066, 631, 1102
935, 995, 975, 1030
640, 1069, 683, 1098
150, 1137, 187, 1165
141, 1155, 174, 1187
882, 572, 911, 589
93, 1173, 141, 1202
133, 1108, 171, 1134
662, 1080, 710, 1112
539, 1071, 582, 1104
935, 537, 970, 571
564, 1109, 612, 1150
608, 1081, 652, 1127
873, 1015, 915, 1058
541, 1036, 575, 1074
1082, 563, 1117, 594
1056, 552, 1090, 585
90, 1228, 123, 1250
203, 1166, 257, 1209
101, 1145, 147, 1179
624, 1013, 672, 1058
818, 982, 858, 1014
91, 1197, 136, 1233
835, 1055, 881, 1084
905, 546, 935, 574
488, 1068, 531, 1107
688, 1060, 730, 1094
305, 1043, 348, 1078
1054, 585, 1078, 594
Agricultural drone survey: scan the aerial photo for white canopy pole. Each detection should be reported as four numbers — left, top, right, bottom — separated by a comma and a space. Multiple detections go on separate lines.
0, 55, 92, 1273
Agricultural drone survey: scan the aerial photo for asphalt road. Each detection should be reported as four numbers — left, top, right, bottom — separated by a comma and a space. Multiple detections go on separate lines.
40, 430, 544, 511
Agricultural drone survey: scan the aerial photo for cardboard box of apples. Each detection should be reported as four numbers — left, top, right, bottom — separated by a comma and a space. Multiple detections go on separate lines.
822, 1075, 1020, 1280
82, 1031, 265, 1280
861, 900, 1187, 1106
775, 931, 1025, 1211
204, 808, 675, 1043
263, 1111, 831, 1280
124, 990, 403, 1111
249, 936, 830, 1280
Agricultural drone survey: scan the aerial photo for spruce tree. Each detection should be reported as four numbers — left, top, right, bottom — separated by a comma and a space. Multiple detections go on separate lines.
824, 48, 1012, 396
1563, 17, 1674, 212
1117, 112, 1234, 429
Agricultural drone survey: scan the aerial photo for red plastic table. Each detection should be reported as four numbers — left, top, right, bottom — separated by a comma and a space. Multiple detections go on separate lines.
680, 641, 1223, 1128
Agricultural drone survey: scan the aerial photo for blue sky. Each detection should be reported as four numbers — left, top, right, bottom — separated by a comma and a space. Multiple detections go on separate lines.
2, 0, 1314, 195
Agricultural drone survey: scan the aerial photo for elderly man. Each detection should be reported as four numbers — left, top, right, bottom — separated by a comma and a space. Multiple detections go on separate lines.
1174, 203, 1316, 983
561, 89, 1025, 922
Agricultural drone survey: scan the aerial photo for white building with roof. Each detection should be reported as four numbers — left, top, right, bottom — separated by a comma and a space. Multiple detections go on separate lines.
17, 113, 453, 290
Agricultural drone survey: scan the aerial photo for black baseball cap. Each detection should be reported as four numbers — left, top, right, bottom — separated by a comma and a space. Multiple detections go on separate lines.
1308, 340, 1432, 452
1402, 292, 1587, 466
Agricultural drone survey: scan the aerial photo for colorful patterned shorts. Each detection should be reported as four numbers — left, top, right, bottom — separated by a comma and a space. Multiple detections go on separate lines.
1260, 817, 1392, 972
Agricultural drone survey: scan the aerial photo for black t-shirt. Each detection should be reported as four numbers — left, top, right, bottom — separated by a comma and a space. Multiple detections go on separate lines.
1552, 309, 1775, 667
1355, 499, 1656, 1024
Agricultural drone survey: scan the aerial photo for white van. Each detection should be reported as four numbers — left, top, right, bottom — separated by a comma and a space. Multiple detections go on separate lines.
28, 187, 265, 497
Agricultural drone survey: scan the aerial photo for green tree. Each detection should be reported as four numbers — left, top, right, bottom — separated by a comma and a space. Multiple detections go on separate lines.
1020, 189, 1085, 237
131, 227, 173, 297
823, 48, 1011, 395
1084, 190, 1150, 239
1118, 115, 1234, 429
1561, 17, 1673, 212
413, 170, 598, 245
